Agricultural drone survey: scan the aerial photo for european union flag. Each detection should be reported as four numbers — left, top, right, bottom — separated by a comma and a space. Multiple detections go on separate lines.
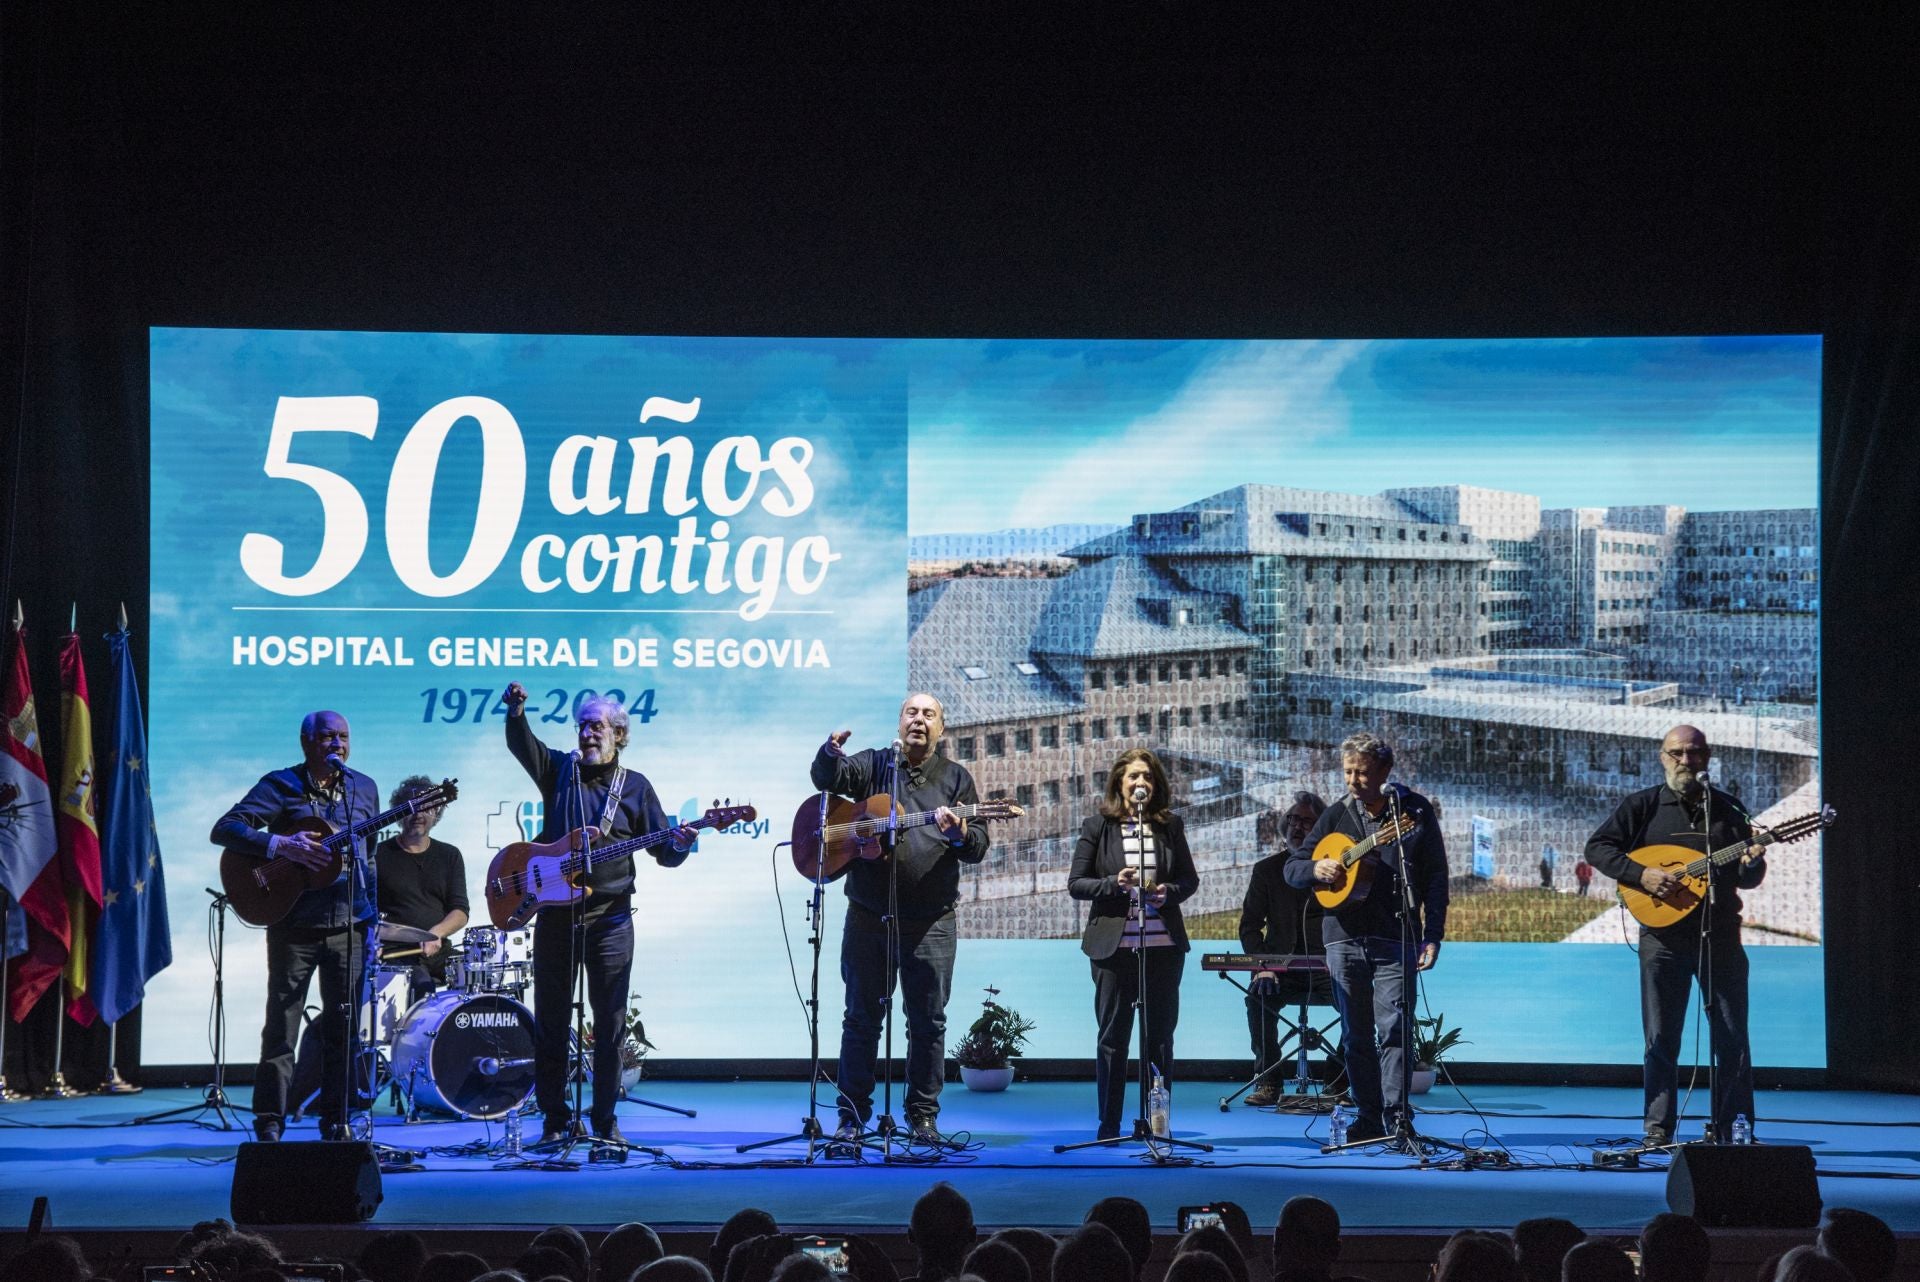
89, 627, 171, 1026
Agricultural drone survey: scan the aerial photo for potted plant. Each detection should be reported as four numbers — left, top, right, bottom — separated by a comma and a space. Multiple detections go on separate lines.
1411, 1013, 1467, 1094
953, 987, 1036, 1092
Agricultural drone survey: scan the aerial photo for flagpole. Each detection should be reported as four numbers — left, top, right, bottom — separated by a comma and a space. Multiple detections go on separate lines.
42, 987, 84, 1098
103, 1021, 138, 1093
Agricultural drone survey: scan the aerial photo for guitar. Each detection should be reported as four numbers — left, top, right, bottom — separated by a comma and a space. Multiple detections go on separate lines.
1310, 812, 1421, 910
1617, 805, 1835, 929
219, 778, 461, 926
789, 793, 1026, 882
484, 801, 756, 929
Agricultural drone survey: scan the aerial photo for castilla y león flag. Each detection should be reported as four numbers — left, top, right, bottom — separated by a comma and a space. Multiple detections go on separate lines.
56, 631, 105, 1024
1, 624, 63, 1022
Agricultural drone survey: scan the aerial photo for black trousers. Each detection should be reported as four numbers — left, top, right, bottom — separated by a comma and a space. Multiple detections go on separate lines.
255, 924, 365, 1133
1089, 946, 1183, 1134
1640, 924, 1754, 1138
533, 904, 634, 1133
837, 901, 956, 1125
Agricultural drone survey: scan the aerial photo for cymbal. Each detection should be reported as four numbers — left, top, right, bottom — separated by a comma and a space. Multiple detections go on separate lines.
376, 920, 437, 944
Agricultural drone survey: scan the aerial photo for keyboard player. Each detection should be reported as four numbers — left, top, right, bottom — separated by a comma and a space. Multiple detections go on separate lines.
1237, 791, 1330, 1105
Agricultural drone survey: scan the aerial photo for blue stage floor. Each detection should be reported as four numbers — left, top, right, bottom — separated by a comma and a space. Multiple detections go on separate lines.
3, 1080, 1917, 1235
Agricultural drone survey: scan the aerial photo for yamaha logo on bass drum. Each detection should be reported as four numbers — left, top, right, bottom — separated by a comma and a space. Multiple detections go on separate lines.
455, 1010, 522, 1030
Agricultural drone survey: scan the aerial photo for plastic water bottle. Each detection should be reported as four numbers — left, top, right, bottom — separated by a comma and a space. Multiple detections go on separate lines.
504, 1108, 523, 1156
1730, 1113, 1751, 1146
1148, 1074, 1171, 1137
1329, 1103, 1350, 1146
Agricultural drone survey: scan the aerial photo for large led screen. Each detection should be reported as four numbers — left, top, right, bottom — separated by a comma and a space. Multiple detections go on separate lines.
148, 332, 1823, 1067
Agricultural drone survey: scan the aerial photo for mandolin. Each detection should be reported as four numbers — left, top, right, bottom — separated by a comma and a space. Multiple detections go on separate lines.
1617, 805, 1835, 928
219, 778, 460, 926
789, 793, 1026, 882
1310, 812, 1421, 910
484, 801, 756, 929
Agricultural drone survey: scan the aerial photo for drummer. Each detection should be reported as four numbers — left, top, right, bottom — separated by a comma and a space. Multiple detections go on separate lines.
375, 774, 470, 1003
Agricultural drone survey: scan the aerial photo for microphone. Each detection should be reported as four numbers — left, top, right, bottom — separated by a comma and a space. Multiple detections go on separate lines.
476, 1056, 535, 1076
1130, 785, 1150, 805
892, 738, 906, 753
325, 752, 346, 773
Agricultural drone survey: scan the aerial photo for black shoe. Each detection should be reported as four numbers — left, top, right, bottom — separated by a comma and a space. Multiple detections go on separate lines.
1643, 1125, 1672, 1148
1096, 1122, 1121, 1141
253, 1117, 283, 1143
1345, 1116, 1389, 1143
831, 1116, 862, 1145
593, 1119, 625, 1145
908, 1115, 944, 1146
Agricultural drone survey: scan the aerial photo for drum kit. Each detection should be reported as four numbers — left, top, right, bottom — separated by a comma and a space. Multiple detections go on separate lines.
370, 919, 540, 1121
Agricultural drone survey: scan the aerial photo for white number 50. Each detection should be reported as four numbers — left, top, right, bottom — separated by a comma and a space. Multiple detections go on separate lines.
239, 396, 380, 595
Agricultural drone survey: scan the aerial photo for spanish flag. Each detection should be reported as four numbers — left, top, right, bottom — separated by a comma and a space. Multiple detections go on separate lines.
56, 631, 104, 1025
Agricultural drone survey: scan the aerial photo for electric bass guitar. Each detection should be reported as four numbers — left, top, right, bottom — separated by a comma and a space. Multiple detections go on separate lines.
1617, 804, 1835, 929
789, 793, 1026, 882
218, 778, 461, 926
484, 801, 756, 929
1310, 812, 1421, 910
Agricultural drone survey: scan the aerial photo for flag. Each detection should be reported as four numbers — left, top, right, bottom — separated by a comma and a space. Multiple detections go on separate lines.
56, 631, 105, 1025
1, 623, 64, 1022
89, 626, 171, 1025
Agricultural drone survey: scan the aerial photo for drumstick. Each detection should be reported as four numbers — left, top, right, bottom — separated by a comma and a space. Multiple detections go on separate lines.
382, 946, 425, 960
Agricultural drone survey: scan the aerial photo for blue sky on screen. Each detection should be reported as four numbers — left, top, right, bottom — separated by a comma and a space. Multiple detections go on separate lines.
905, 336, 1821, 535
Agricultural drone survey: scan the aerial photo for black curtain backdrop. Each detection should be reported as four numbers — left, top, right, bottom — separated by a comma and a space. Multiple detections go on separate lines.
2, 6, 1914, 1090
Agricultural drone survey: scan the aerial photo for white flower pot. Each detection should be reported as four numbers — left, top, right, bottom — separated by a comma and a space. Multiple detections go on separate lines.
960, 1065, 1015, 1092
1411, 1066, 1438, 1094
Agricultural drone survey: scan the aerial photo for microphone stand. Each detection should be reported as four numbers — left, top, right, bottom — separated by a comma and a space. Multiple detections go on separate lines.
342, 768, 419, 1169
1694, 773, 1722, 1144
871, 743, 906, 1158
1057, 793, 1211, 1161
133, 889, 253, 1128
736, 805, 832, 1158
1322, 785, 1473, 1162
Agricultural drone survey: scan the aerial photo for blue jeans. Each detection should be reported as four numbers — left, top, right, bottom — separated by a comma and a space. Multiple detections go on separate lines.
837, 901, 955, 1124
1325, 935, 1414, 1128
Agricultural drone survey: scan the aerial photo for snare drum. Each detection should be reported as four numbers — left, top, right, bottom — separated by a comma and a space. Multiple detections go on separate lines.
388, 990, 537, 1120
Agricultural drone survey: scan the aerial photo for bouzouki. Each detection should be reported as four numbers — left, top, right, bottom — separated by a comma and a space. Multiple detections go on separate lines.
1617, 804, 1835, 929
485, 801, 756, 929
218, 778, 461, 926
789, 794, 1027, 882
1311, 812, 1421, 910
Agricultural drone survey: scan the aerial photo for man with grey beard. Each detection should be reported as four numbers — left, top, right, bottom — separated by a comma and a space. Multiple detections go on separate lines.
1584, 724, 1767, 1147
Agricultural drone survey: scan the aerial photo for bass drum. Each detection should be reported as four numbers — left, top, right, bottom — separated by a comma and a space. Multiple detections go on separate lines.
389, 990, 537, 1120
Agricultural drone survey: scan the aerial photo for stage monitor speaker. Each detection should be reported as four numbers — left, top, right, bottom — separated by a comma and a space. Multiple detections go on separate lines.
1666, 1143, 1821, 1228
231, 1141, 382, 1224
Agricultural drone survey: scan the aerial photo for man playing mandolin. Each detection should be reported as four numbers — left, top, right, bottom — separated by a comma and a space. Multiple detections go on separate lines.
503, 681, 696, 1148
1584, 723, 1766, 1148
1284, 731, 1448, 1144
211, 709, 378, 1143
812, 691, 991, 1147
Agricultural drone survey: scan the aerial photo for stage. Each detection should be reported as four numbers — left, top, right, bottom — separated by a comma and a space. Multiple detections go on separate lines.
3, 1079, 1916, 1238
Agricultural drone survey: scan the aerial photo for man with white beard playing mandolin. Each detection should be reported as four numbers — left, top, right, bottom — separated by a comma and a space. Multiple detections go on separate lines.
503, 681, 695, 1149
1585, 723, 1766, 1149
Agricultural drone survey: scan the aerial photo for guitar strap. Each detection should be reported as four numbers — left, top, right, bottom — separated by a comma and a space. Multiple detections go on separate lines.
597, 765, 628, 837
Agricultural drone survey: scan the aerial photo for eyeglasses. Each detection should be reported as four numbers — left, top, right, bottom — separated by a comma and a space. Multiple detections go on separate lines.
1662, 746, 1710, 762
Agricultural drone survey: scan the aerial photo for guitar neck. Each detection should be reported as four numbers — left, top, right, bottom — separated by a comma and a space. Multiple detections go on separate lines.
326, 800, 417, 849
1693, 812, 1821, 876
564, 821, 708, 878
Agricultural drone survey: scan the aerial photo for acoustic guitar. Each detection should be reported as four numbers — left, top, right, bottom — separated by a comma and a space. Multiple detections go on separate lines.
789, 794, 1026, 882
218, 778, 460, 926
1616, 804, 1835, 929
1310, 812, 1421, 910
484, 801, 756, 929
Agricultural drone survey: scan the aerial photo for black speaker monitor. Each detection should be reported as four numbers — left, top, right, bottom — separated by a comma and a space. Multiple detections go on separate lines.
1666, 1143, 1821, 1228
231, 1141, 383, 1224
